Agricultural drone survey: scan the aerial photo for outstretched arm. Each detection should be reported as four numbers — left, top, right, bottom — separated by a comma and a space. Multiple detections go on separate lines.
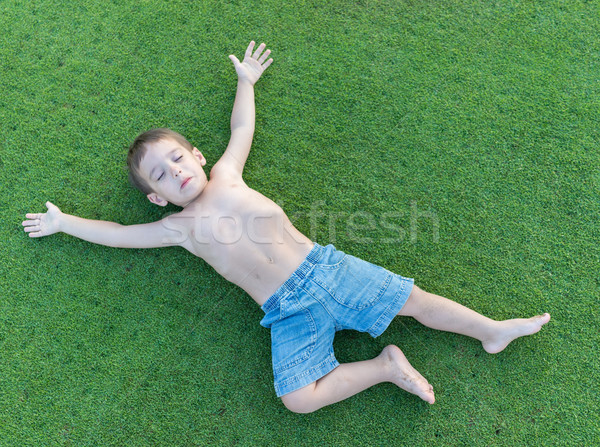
212, 41, 273, 178
23, 202, 184, 249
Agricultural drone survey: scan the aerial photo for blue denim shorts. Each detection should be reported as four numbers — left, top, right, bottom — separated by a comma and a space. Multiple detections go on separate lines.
260, 243, 414, 397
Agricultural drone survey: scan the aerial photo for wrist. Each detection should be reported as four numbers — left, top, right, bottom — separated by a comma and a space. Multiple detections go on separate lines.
238, 77, 256, 87
56, 211, 69, 234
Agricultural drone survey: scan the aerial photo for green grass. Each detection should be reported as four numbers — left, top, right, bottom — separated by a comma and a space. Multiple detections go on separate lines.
1, 0, 599, 445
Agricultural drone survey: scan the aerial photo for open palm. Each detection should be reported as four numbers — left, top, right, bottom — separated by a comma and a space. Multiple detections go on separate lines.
229, 41, 273, 85
22, 201, 62, 237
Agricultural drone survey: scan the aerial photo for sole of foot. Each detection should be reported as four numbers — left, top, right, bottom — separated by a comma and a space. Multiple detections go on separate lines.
381, 345, 435, 404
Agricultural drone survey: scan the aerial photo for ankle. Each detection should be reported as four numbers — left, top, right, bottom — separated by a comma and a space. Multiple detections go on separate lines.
378, 345, 402, 382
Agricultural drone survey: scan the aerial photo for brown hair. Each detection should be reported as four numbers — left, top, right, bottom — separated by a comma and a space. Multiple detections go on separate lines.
127, 128, 193, 194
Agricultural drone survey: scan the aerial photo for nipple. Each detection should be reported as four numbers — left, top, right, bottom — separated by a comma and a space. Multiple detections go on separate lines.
267, 256, 274, 264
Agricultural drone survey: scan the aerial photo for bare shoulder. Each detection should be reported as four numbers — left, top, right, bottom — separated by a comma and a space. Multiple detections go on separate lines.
209, 152, 248, 182
192, 171, 269, 218
205, 173, 250, 205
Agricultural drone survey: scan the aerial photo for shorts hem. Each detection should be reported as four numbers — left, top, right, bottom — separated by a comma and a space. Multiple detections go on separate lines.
367, 277, 414, 337
274, 352, 339, 397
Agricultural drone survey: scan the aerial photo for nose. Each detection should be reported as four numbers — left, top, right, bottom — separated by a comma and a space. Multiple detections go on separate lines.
170, 164, 182, 177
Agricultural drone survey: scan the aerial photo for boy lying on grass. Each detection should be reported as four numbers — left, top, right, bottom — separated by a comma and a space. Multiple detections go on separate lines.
23, 41, 550, 413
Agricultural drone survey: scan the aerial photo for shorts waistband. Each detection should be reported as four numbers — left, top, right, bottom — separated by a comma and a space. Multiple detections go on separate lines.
261, 243, 326, 314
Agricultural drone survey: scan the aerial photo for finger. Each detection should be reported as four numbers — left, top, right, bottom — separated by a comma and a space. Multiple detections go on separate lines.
24, 225, 40, 232
26, 213, 42, 219
229, 54, 240, 66
22, 220, 40, 227
252, 43, 266, 59
258, 49, 271, 64
29, 231, 44, 238
262, 58, 273, 70
245, 41, 255, 59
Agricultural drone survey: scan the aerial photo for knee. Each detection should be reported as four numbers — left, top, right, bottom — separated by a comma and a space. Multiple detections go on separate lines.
397, 285, 427, 317
280, 387, 320, 414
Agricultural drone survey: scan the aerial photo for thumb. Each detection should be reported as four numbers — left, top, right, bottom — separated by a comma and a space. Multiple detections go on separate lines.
229, 55, 240, 66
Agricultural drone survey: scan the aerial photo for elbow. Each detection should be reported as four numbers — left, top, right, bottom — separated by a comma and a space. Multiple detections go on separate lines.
106, 223, 130, 248
230, 125, 254, 137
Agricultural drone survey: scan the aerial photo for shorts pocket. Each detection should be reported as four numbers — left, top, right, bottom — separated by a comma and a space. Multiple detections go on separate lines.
270, 295, 317, 374
311, 255, 392, 310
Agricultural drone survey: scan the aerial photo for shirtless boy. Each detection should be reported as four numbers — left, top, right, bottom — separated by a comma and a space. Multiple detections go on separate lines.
23, 41, 550, 413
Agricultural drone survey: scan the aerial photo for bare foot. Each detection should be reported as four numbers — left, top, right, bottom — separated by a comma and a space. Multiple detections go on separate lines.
380, 345, 435, 404
482, 313, 551, 354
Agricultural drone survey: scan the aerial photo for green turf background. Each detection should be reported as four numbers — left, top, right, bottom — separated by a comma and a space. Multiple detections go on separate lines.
1, 0, 598, 445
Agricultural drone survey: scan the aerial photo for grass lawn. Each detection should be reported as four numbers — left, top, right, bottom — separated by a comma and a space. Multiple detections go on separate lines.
1, 0, 598, 445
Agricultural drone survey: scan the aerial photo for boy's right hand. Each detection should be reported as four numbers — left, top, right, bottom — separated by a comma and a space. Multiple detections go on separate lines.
22, 201, 62, 237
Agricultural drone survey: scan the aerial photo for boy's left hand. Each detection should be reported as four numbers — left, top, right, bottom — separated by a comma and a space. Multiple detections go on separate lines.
229, 41, 273, 85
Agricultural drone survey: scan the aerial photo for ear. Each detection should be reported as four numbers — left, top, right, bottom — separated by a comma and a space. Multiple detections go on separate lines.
147, 193, 168, 207
192, 147, 206, 166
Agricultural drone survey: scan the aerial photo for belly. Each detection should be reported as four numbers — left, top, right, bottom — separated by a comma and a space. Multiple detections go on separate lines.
190, 217, 314, 305
236, 242, 314, 305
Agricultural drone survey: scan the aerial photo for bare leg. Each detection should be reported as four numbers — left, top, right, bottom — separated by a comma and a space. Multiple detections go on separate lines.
280, 345, 435, 413
398, 286, 551, 353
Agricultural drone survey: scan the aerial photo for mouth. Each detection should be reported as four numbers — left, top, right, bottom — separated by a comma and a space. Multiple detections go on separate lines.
180, 177, 192, 189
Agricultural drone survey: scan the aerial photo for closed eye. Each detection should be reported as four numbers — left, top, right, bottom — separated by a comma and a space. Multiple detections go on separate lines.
157, 172, 165, 181
175, 155, 183, 162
